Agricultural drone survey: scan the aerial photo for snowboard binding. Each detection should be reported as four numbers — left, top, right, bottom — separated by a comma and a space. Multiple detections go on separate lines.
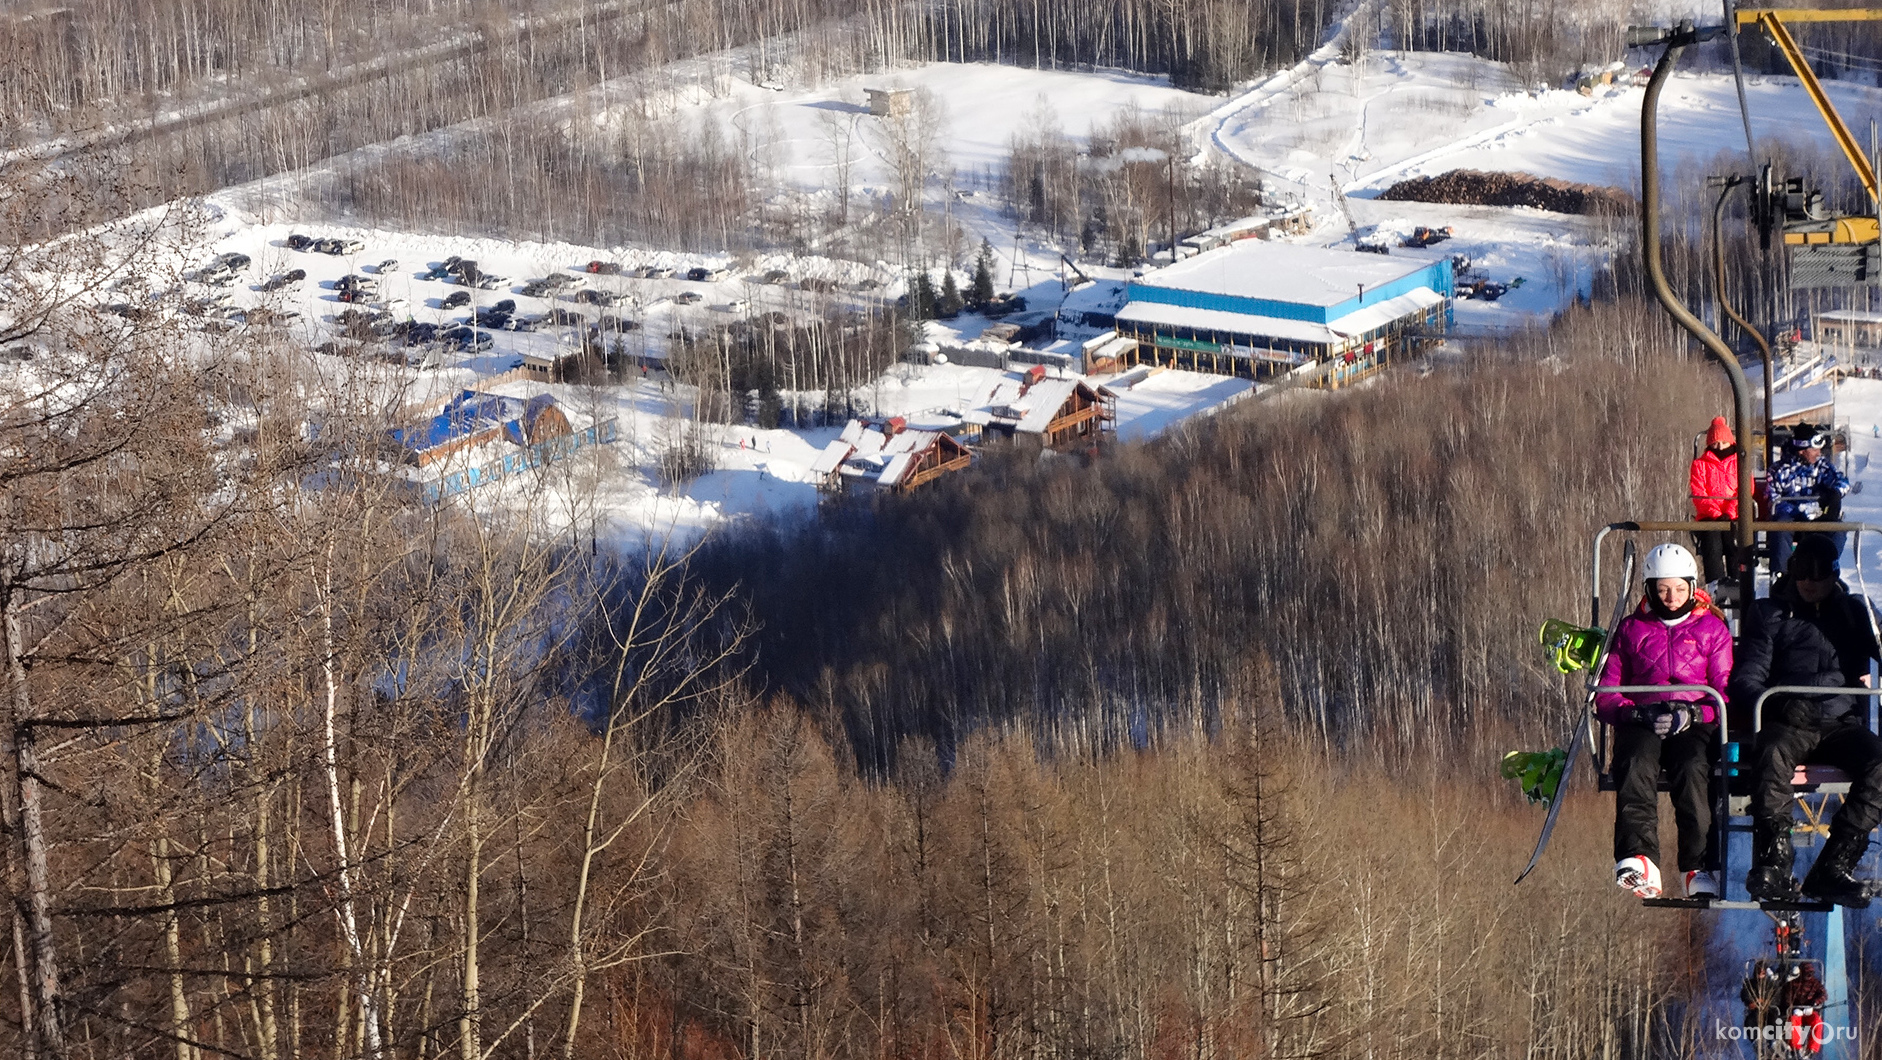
1539, 618, 1604, 674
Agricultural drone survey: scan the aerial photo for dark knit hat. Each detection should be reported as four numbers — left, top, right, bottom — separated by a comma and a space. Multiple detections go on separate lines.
1789, 536, 1840, 580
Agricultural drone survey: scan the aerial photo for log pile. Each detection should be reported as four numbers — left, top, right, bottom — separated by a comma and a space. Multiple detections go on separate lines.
1378, 169, 1633, 215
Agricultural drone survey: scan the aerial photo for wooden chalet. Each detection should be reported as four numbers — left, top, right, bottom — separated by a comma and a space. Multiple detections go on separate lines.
982, 370, 1113, 448
810, 417, 973, 494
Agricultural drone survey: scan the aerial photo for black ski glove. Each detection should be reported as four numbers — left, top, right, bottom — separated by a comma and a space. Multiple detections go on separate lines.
1630, 705, 1692, 736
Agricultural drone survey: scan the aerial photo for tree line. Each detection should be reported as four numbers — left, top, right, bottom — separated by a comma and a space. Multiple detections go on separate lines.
0, 174, 1847, 1057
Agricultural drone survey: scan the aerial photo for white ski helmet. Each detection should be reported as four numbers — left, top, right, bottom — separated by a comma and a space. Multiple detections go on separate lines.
1643, 543, 1699, 583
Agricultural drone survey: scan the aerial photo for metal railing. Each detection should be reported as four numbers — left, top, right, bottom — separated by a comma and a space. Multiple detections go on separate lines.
1590, 685, 1731, 772
1753, 685, 1882, 733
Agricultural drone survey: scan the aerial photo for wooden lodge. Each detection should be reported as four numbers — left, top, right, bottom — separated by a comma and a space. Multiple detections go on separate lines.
981, 369, 1113, 448
810, 417, 973, 494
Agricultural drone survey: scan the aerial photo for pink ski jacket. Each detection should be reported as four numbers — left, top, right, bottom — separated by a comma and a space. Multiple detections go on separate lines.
1593, 604, 1733, 724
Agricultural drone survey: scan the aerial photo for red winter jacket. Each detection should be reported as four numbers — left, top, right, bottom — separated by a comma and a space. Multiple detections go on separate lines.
1594, 603, 1733, 724
1691, 449, 1738, 520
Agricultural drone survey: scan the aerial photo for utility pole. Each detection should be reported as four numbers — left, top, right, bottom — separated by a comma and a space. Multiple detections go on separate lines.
1168, 154, 1178, 260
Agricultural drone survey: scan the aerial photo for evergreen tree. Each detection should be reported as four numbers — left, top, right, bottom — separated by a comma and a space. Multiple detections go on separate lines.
970, 239, 996, 308
913, 271, 938, 320
1115, 234, 1142, 268
939, 271, 964, 318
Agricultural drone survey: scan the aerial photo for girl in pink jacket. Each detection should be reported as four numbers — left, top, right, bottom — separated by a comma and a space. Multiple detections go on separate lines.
1595, 543, 1733, 900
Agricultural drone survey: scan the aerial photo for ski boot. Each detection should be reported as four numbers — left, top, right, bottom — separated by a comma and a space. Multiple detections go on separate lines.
1615, 855, 1662, 899
1801, 825, 1875, 908
1747, 819, 1802, 903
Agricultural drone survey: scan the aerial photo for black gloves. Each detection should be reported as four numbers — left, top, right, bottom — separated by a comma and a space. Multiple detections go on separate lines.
1630, 704, 1693, 736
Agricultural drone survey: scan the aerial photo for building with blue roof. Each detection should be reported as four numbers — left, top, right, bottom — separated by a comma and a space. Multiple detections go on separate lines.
1111, 242, 1452, 385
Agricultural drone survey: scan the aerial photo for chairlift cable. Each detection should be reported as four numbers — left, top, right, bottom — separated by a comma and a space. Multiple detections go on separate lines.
1793, 41, 1882, 74
1727, 0, 1758, 161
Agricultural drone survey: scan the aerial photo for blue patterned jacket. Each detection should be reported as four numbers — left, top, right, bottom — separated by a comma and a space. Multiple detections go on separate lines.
1768, 456, 1849, 520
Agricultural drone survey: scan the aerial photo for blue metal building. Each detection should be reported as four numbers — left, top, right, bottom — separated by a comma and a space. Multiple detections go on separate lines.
1112, 242, 1453, 385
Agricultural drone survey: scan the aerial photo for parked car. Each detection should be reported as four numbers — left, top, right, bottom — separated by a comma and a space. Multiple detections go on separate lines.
439, 326, 493, 352
585, 260, 622, 275
500, 315, 536, 332
760, 269, 790, 284
542, 307, 587, 326
675, 291, 703, 305
258, 269, 306, 292
472, 309, 510, 329
574, 289, 620, 305
645, 266, 675, 279
441, 290, 471, 309
285, 233, 313, 251
373, 258, 398, 273
492, 299, 516, 314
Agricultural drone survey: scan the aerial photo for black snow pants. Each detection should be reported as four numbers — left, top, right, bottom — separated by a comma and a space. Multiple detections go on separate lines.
1613, 720, 1719, 872
1693, 529, 1730, 585
1754, 699, 1882, 834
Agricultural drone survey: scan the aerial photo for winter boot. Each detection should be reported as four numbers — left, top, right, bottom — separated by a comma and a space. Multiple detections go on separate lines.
1747, 819, 1802, 902
1683, 869, 1720, 900
1802, 825, 1875, 908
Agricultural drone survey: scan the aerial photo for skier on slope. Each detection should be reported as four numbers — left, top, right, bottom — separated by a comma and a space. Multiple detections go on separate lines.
1736, 536, 1882, 906
1595, 543, 1732, 900
1689, 415, 1738, 587
1767, 426, 1849, 577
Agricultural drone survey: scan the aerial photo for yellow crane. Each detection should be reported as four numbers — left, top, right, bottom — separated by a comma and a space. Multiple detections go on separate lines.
1735, 7, 1882, 244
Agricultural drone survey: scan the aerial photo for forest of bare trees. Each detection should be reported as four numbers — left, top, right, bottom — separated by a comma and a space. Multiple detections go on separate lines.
0, 128, 1806, 1058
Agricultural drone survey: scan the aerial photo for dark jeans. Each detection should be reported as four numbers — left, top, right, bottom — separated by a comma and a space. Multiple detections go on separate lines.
1614, 720, 1719, 872
1693, 529, 1730, 584
1754, 700, 1882, 835
1770, 517, 1847, 577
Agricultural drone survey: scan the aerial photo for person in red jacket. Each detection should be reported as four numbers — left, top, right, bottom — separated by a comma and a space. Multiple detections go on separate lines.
1689, 416, 1737, 585
1784, 963, 1827, 1054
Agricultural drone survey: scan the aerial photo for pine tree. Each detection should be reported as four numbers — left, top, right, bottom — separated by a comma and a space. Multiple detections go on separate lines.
939, 271, 964, 318
913, 271, 938, 321
1114, 234, 1142, 268
970, 239, 997, 308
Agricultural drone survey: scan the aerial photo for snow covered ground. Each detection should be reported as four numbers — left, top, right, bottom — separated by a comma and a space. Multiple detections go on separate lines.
140, 0, 1882, 543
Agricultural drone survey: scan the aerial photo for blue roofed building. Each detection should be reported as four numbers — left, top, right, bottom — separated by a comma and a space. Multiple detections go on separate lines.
1112, 242, 1452, 386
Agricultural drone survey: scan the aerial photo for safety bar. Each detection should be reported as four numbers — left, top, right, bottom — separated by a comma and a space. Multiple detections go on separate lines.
1752, 685, 1882, 733
1591, 685, 1731, 773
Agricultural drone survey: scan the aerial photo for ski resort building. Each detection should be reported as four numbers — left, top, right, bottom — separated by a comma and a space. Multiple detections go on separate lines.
959, 366, 1114, 449
386, 389, 618, 502
1111, 242, 1453, 385
811, 418, 973, 494
390, 390, 572, 467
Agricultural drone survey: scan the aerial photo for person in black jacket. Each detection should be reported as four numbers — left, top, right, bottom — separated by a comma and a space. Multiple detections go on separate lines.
1733, 536, 1882, 906
1741, 960, 1781, 1034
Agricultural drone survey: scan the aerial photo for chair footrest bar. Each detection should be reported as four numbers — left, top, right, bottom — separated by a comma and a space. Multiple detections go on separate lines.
1642, 897, 1834, 912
